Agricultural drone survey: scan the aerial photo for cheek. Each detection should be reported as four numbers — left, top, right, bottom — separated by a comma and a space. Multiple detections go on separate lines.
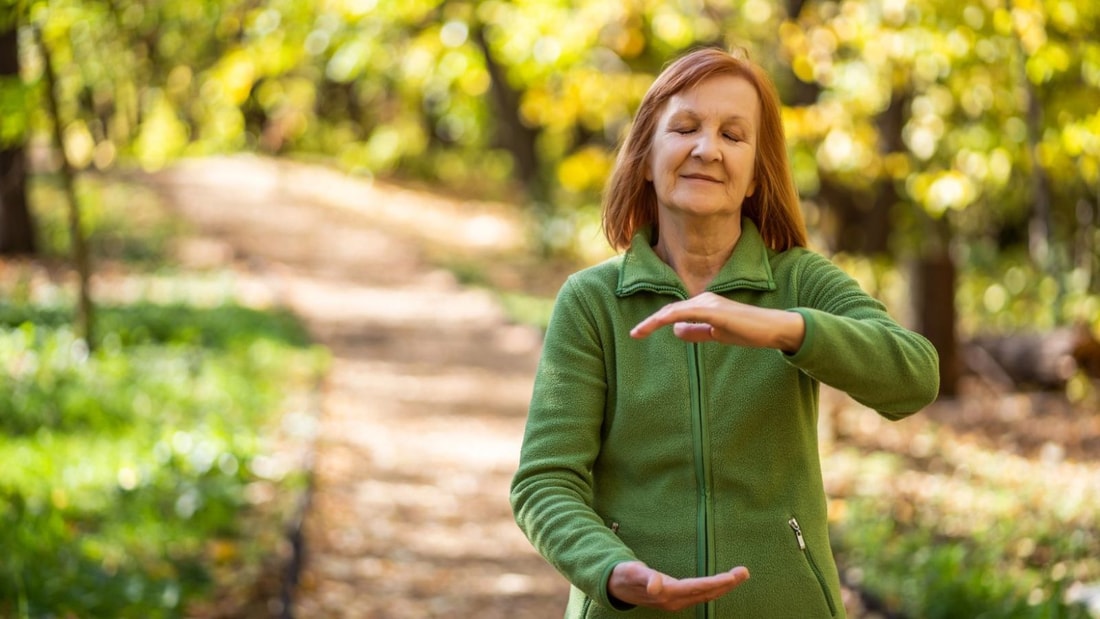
735, 153, 756, 183
646, 148, 673, 182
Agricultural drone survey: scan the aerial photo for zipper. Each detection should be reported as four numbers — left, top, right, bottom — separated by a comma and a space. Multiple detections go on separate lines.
788, 517, 838, 616
688, 343, 715, 619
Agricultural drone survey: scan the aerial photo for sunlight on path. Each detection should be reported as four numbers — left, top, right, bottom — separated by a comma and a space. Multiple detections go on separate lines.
150, 155, 566, 618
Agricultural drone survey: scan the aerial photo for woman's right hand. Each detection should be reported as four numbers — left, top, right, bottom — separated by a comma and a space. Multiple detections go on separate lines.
629, 292, 806, 353
607, 561, 750, 611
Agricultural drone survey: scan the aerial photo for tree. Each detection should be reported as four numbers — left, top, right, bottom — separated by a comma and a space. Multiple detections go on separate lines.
36, 23, 94, 345
10, 0, 1097, 380
0, 20, 36, 256
776, 0, 1100, 394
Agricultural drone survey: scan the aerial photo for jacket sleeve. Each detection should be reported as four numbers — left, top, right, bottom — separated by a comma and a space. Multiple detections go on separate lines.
510, 277, 639, 611
783, 251, 940, 418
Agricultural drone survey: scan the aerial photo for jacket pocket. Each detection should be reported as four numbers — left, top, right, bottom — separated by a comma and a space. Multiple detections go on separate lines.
788, 517, 838, 616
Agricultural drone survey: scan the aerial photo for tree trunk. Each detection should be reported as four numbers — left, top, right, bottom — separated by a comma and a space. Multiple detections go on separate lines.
778, 0, 822, 108
469, 23, 547, 207
1009, 0, 1062, 317
818, 89, 907, 255
38, 26, 95, 347
910, 217, 958, 397
0, 24, 36, 256
1078, 197, 1099, 293
1023, 68, 1056, 273
868, 87, 909, 253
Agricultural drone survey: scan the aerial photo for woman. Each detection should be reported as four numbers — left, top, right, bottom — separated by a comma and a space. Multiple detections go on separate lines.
510, 47, 939, 618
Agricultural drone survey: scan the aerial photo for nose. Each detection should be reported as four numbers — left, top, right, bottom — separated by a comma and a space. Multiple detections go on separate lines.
691, 131, 722, 161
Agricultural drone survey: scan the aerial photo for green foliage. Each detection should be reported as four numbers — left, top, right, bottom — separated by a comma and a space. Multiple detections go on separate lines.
0, 300, 326, 617
0, 171, 323, 617
833, 250, 1100, 338
0, 303, 311, 435
955, 248, 1100, 335
497, 291, 555, 331
6, 0, 1099, 270
28, 173, 187, 267
0, 76, 29, 146
828, 445, 1098, 618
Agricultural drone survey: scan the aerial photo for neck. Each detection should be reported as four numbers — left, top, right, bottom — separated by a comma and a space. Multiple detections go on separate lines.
653, 213, 742, 297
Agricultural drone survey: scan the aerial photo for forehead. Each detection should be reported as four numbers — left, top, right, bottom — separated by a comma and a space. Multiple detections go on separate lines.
661, 73, 760, 123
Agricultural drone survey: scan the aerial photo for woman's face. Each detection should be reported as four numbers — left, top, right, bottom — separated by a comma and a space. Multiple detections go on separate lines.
645, 73, 760, 220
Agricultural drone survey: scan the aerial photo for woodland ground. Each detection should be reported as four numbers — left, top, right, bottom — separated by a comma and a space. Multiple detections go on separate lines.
142, 155, 1100, 619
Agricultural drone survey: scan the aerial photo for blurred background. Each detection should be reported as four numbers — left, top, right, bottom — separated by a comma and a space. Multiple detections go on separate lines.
1, 0, 1099, 617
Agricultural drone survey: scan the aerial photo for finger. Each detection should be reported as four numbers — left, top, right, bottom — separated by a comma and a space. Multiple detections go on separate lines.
672, 322, 715, 342
629, 310, 678, 339
709, 566, 750, 589
643, 569, 749, 612
729, 566, 750, 581
709, 567, 750, 596
698, 567, 751, 601
631, 306, 719, 339
665, 567, 750, 600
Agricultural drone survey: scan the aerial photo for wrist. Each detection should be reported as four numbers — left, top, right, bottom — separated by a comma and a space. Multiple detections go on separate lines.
775, 310, 806, 353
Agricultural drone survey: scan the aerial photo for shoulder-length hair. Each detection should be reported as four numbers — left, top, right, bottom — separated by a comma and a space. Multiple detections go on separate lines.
601, 47, 808, 252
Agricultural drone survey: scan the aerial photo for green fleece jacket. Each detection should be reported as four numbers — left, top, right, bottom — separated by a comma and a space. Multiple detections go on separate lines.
510, 219, 940, 619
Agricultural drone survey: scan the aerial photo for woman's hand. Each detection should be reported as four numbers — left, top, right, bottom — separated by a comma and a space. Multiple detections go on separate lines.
608, 561, 750, 611
630, 292, 806, 353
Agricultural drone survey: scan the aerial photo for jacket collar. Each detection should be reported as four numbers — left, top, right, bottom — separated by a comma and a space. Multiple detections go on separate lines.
616, 217, 777, 298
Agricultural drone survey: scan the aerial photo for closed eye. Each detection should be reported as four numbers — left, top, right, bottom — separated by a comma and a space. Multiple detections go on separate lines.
724, 133, 743, 142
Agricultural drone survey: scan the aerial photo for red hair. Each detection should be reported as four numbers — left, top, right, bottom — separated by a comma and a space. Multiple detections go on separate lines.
602, 47, 808, 251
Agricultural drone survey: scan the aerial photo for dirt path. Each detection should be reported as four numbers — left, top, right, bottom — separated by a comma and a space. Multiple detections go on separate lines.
150, 156, 567, 618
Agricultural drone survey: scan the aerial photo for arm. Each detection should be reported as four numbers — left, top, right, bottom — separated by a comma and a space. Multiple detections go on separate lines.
782, 252, 940, 418
509, 278, 639, 609
513, 278, 752, 611
630, 252, 939, 418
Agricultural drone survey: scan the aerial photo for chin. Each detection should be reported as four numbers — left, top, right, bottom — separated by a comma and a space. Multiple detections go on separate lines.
666, 198, 739, 217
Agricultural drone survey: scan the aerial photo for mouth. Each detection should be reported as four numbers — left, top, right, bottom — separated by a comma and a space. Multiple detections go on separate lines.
681, 173, 722, 183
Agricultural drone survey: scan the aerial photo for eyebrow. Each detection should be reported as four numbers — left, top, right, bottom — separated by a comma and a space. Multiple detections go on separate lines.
667, 110, 753, 126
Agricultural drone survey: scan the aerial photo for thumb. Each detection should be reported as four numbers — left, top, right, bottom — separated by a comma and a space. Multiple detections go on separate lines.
645, 571, 665, 597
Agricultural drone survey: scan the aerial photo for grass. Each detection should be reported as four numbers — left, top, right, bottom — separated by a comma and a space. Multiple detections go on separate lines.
0, 300, 328, 618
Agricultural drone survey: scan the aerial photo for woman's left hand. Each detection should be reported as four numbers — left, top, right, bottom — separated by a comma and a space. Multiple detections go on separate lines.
630, 292, 805, 353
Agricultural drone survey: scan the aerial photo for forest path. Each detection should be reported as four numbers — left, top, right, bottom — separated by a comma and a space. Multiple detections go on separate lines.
149, 155, 567, 618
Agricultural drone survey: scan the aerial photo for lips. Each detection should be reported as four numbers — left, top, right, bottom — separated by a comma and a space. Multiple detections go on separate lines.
681, 173, 722, 182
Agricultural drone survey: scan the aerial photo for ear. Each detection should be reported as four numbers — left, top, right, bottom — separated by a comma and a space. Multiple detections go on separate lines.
746, 176, 756, 197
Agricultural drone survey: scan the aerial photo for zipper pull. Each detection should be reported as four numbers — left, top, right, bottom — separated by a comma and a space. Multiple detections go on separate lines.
788, 518, 806, 550
611, 522, 620, 534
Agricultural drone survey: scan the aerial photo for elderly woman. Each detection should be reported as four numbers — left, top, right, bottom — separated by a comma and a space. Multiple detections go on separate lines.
510, 47, 939, 618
